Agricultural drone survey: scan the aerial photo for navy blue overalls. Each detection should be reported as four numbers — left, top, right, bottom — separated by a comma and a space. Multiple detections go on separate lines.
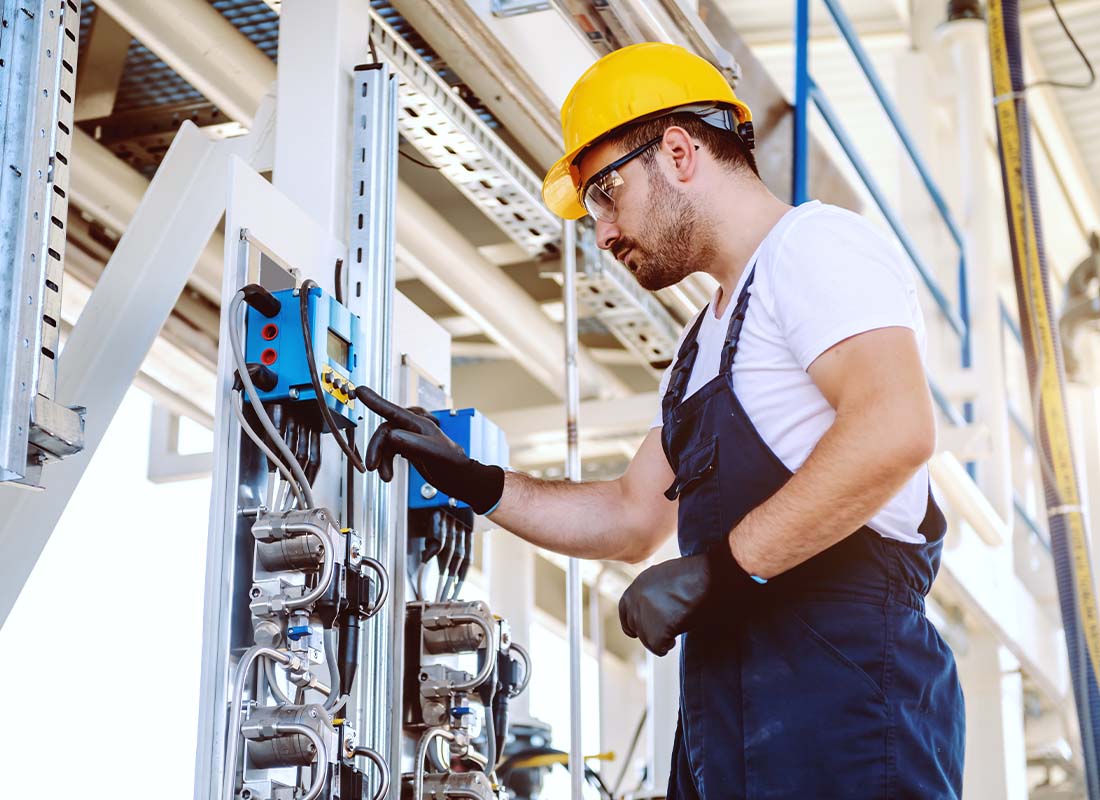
661, 266, 965, 799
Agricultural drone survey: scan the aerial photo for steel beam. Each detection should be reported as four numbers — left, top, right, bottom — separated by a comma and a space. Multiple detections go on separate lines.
395, 181, 629, 400
387, 0, 563, 170
73, 7, 131, 122
92, 0, 273, 127
106, 0, 625, 400
70, 127, 225, 303
0, 123, 265, 627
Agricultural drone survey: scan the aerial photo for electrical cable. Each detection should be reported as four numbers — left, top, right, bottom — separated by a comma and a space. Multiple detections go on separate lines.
297, 280, 368, 474
1025, 0, 1095, 92
231, 389, 307, 510
507, 642, 532, 698
435, 522, 457, 603
229, 291, 314, 509
322, 629, 343, 712
399, 148, 442, 170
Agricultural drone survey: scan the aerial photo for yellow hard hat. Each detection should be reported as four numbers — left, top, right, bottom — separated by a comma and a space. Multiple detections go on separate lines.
542, 42, 753, 220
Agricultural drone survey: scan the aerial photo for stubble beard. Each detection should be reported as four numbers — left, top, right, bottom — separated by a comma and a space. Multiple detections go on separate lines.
625, 169, 718, 292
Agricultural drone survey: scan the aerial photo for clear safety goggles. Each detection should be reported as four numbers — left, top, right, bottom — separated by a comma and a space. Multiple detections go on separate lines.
577, 104, 744, 224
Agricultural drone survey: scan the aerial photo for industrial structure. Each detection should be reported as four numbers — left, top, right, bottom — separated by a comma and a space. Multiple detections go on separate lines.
1, 0, 1099, 798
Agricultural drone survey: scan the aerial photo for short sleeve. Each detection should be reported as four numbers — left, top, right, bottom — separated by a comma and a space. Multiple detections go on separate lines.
771, 210, 918, 370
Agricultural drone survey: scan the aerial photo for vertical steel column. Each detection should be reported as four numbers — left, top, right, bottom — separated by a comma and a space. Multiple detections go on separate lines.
348, 63, 399, 791
562, 219, 584, 799
792, 0, 811, 205
0, 0, 83, 487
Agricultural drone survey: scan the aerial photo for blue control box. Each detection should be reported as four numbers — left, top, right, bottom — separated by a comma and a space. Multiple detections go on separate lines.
244, 286, 364, 429
408, 408, 509, 511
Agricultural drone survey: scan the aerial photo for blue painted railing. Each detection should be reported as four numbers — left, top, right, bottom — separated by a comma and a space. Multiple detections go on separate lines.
793, 0, 973, 430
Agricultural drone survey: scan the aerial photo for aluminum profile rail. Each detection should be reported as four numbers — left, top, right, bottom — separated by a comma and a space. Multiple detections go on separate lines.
368, 7, 682, 369
348, 63, 399, 797
0, 0, 84, 487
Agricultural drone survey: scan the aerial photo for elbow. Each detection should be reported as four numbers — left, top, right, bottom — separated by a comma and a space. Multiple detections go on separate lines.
886, 420, 936, 475
615, 527, 670, 565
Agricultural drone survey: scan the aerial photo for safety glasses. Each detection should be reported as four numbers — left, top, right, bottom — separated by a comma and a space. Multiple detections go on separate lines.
580, 135, 664, 223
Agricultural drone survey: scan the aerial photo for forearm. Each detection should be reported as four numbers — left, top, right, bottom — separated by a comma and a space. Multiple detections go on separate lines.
488, 471, 659, 562
727, 413, 931, 578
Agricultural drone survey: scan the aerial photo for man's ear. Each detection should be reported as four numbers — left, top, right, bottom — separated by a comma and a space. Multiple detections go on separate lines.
662, 126, 698, 183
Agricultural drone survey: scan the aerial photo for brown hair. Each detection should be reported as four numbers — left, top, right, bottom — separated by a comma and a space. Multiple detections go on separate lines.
600, 111, 759, 178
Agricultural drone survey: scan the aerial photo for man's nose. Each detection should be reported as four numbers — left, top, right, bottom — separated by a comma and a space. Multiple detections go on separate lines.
595, 217, 620, 251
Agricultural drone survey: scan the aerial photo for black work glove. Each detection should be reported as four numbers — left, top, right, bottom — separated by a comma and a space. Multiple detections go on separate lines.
618, 539, 763, 656
355, 386, 505, 515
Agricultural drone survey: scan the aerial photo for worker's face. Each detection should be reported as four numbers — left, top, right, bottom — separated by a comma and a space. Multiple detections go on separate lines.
577, 132, 715, 292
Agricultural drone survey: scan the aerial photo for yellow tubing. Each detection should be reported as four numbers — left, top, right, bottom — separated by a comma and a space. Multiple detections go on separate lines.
986, 0, 1100, 684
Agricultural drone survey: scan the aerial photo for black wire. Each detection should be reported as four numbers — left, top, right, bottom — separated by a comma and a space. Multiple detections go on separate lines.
399, 148, 441, 170
1026, 0, 1095, 92
298, 279, 367, 473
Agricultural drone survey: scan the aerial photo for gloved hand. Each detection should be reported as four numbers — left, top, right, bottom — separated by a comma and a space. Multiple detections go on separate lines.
618, 538, 762, 656
355, 386, 505, 515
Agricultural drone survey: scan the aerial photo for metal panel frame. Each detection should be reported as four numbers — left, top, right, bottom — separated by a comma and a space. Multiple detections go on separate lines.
0, 120, 259, 627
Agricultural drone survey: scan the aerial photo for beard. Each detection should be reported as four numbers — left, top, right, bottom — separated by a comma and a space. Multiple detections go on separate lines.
612, 168, 718, 292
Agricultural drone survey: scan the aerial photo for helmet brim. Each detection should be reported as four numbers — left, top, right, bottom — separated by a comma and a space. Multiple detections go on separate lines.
542, 149, 588, 221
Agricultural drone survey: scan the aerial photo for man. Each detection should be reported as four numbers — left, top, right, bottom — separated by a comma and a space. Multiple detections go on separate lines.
357, 43, 965, 798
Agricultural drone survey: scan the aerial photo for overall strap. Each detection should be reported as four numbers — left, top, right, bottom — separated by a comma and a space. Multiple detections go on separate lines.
719, 265, 758, 374
660, 304, 710, 426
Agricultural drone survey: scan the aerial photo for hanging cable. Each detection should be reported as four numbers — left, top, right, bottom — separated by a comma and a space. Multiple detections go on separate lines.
229, 291, 315, 509
234, 390, 306, 509
1025, 0, 1095, 92
298, 280, 368, 474
399, 148, 442, 170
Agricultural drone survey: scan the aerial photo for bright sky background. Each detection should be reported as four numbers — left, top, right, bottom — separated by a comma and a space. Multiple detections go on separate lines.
0, 389, 213, 799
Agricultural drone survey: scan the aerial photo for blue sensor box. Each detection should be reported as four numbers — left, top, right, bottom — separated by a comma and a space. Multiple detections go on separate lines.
408, 408, 509, 511
244, 286, 364, 429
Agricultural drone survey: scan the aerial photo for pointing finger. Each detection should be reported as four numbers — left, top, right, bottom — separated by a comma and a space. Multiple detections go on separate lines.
355, 385, 425, 430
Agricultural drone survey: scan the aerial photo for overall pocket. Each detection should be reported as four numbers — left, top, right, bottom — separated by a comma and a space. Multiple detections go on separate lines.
665, 435, 723, 555
741, 604, 891, 799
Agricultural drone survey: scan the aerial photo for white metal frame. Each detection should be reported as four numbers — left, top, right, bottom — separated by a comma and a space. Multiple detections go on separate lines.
0, 117, 273, 627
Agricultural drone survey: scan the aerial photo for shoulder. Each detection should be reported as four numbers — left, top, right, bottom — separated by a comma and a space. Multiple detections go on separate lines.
779, 203, 895, 254
770, 204, 912, 287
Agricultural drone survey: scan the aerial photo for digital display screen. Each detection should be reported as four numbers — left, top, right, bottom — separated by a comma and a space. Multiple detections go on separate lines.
327, 329, 350, 368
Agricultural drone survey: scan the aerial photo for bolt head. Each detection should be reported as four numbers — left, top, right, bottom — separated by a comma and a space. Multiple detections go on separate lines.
420, 484, 437, 500
289, 388, 300, 399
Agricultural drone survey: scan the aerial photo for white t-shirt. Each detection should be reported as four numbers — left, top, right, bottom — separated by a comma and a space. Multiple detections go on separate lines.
653, 200, 931, 544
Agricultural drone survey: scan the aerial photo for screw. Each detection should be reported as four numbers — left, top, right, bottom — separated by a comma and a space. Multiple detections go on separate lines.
309, 708, 318, 718
448, 497, 458, 508
289, 388, 300, 399
250, 587, 262, 599
420, 484, 437, 500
